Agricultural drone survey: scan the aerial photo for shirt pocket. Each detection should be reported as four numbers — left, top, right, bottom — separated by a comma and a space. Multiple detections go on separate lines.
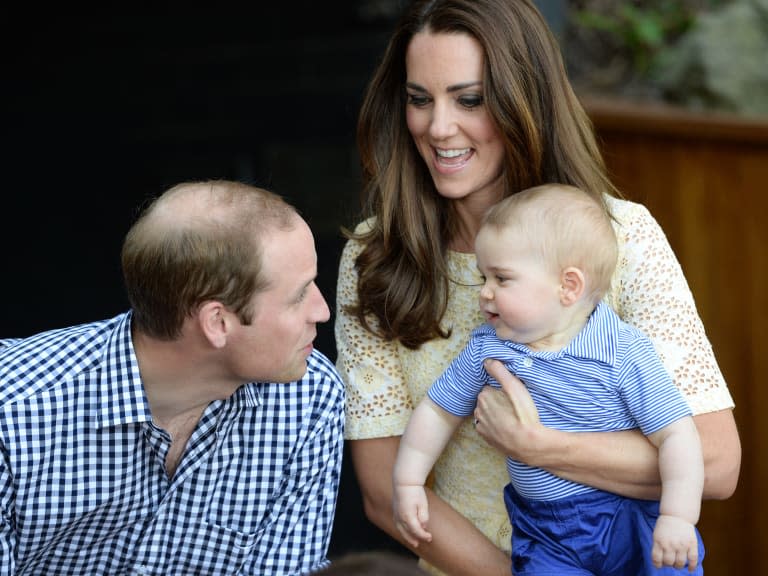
186, 520, 261, 573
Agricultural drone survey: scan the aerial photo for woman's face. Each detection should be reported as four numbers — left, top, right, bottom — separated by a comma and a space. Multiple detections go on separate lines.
405, 31, 505, 205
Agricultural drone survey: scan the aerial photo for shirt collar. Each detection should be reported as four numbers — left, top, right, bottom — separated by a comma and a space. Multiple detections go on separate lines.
236, 381, 263, 408
95, 313, 264, 429
95, 312, 153, 429
563, 301, 619, 365
488, 301, 619, 366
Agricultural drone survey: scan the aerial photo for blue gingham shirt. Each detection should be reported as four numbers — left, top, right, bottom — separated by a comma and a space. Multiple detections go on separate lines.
0, 312, 345, 575
429, 301, 692, 501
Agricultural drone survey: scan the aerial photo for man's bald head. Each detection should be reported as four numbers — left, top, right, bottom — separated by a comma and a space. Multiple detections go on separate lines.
122, 180, 300, 340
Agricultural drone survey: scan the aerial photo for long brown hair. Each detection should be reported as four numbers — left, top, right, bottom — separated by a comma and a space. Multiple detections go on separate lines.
350, 0, 618, 349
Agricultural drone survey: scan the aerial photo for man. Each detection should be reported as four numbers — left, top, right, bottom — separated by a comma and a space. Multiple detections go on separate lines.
0, 180, 345, 575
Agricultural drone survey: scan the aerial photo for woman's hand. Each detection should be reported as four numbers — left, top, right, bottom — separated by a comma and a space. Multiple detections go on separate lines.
474, 359, 545, 462
474, 358, 740, 501
475, 358, 664, 498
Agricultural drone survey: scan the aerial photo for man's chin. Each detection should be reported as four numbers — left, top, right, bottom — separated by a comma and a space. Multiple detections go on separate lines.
284, 361, 309, 383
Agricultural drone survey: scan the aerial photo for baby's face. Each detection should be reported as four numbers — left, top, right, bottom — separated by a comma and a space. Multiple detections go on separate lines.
474, 226, 562, 346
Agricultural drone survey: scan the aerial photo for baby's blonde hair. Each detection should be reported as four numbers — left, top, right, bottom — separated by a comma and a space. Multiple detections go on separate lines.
481, 184, 618, 305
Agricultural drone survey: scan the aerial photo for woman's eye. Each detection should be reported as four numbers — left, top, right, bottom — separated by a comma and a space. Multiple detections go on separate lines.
406, 93, 430, 107
459, 95, 483, 109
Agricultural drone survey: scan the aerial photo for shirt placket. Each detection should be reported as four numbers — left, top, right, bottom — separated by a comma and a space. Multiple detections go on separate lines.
128, 401, 232, 575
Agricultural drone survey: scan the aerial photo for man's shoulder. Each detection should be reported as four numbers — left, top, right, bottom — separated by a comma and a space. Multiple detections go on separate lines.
1, 314, 127, 360
0, 338, 22, 350
0, 313, 130, 406
305, 350, 346, 395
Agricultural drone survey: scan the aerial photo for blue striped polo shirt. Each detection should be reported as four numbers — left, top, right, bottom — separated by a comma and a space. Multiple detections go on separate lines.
428, 301, 691, 501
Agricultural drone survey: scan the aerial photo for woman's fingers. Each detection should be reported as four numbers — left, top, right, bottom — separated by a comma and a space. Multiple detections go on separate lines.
481, 359, 539, 424
474, 359, 542, 460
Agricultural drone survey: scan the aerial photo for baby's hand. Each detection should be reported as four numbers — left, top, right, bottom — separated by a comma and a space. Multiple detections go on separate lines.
652, 514, 699, 572
393, 484, 432, 548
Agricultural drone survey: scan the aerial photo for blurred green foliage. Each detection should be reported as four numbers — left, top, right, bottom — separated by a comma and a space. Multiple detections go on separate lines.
569, 0, 726, 81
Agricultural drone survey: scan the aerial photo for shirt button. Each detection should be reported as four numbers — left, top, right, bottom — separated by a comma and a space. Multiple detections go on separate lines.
522, 357, 533, 368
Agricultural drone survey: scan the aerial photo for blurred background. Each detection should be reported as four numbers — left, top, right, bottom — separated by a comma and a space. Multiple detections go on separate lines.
2, 0, 417, 560
3, 1, 766, 572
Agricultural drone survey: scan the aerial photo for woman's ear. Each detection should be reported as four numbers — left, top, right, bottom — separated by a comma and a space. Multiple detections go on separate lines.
559, 267, 585, 306
198, 301, 230, 349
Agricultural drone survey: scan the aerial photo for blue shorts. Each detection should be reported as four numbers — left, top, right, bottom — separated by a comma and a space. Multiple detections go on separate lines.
504, 484, 705, 575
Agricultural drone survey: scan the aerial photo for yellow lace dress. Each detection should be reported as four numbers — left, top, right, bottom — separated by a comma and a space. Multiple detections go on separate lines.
334, 196, 734, 575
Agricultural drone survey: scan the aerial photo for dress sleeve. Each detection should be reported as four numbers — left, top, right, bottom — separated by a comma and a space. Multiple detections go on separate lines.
334, 229, 414, 439
607, 199, 734, 415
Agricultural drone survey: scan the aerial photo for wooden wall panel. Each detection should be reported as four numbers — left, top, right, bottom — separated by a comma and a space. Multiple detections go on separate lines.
585, 97, 768, 575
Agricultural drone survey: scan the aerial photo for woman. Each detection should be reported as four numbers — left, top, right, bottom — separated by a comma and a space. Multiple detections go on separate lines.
334, 1, 740, 574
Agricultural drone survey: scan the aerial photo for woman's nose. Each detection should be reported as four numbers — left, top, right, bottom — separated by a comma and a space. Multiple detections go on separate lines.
429, 100, 458, 140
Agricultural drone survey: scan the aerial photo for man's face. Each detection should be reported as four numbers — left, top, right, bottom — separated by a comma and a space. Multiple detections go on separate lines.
228, 216, 330, 383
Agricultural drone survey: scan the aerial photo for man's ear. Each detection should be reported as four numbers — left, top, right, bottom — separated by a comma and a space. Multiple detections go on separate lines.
198, 301, 230, 349
560, 267, 585, 306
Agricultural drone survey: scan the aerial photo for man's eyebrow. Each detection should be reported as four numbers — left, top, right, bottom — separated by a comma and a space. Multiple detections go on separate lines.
293, 276, 315, 298
406, 81, 482, 93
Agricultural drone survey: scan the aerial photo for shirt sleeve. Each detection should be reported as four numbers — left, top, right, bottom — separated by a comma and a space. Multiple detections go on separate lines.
0, 447, 16, 576
606, 198, 734, 415
245, 352, 345, 575
0, 339, 21, 351
617, 331, 693, 435
334, 228, 414, 439
428, 335, 486, 417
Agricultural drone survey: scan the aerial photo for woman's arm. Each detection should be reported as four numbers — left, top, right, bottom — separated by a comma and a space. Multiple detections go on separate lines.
350, 436, 511, 576
475, 359, 740, 500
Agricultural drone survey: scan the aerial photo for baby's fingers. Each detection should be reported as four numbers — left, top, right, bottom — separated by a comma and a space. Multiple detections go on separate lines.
412, 504, 433, 543
686, 545, 699, 572
651, 541, 699, 572
396, 516, 432, 548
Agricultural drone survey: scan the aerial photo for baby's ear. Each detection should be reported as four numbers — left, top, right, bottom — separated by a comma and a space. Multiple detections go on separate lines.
559, 267, 585, 306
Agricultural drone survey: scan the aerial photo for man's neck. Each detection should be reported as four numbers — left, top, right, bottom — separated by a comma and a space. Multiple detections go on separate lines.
131, 329, 238, 425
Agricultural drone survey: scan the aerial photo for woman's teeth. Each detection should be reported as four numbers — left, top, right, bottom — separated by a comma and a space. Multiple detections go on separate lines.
437, 148, 470, 158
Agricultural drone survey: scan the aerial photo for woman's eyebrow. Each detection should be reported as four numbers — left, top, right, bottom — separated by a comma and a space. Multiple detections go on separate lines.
405, 80, 482, 93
